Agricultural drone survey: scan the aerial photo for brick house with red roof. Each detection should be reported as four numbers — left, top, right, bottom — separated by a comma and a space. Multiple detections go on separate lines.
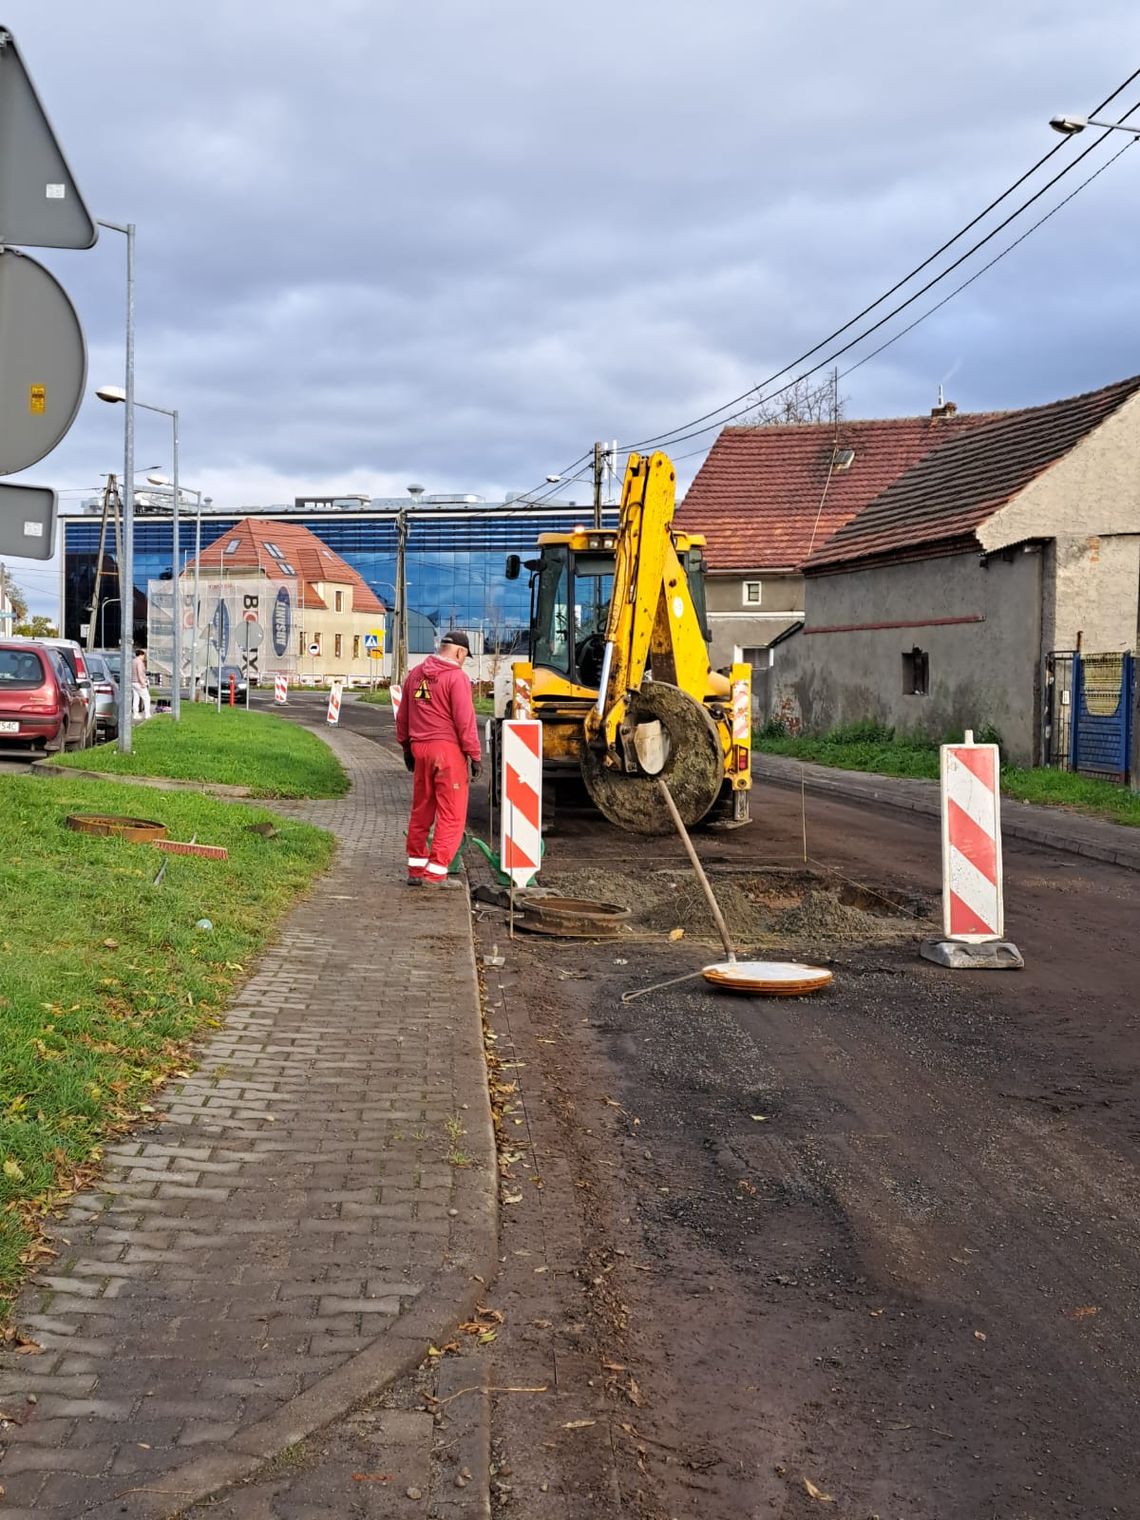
767, 376, 1140, 764
185, 518, 387, 685
677, 406, 989, 670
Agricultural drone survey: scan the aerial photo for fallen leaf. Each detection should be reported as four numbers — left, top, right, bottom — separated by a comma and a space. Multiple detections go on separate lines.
626, 1376, 645, 1408
974, 1330, 987, 1342
602, 1360, 626, 1372
503, 1191, 523, 1205
3, 1159, 24, 1181
352, 1473, 393, 1482
562, 1419, 596, 1430
803, 1476, 835, 1503
750, 1114, 768, 1122
1069, 1306, 1099, 1320
102, 939, 119, 950
668, 928, 684, 941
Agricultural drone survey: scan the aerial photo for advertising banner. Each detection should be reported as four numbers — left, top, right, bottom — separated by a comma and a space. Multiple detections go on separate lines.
148, 576, 297, 693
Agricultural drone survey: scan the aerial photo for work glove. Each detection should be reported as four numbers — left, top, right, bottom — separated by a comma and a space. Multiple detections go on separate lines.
403, 745, 415, 773
469, 758, 483, 782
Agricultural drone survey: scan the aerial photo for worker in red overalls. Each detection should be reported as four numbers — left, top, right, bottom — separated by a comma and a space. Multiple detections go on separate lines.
396, 630, 483, 885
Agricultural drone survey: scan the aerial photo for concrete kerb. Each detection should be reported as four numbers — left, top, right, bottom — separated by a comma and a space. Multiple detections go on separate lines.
754, 752, 1140, 874
29, 757, 256, 798
50, 721, 499, 1520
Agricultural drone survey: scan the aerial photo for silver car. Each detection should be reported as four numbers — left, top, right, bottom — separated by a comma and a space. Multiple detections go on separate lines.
84, 651, 120, 739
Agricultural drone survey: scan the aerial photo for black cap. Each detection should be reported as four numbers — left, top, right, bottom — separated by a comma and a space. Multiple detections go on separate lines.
440, 628, 471, 652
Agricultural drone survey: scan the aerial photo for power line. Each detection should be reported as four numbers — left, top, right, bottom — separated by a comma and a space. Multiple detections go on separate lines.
624, 73, 1140, 453
622, 98, 1140, 455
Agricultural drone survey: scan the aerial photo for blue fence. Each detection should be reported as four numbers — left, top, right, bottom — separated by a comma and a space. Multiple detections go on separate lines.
1071, 651, 1134, 781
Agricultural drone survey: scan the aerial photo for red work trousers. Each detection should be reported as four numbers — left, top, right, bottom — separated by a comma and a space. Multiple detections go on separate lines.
406, 740, 469, 881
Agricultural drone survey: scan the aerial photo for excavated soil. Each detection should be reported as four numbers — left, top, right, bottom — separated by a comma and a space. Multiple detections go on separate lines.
540, 864, 935, 948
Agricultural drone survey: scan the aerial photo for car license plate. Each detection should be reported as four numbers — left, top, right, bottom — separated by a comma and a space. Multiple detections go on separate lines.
0, 721, 19, 734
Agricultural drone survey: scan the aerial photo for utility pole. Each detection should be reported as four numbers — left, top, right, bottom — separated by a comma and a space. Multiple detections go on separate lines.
592, 440, 604, 531
0, 560, 8, 636
87, 475, 122, 651
395, 508, 409, 684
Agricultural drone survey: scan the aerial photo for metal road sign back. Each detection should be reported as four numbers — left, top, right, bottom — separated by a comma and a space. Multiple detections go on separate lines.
0, 248, 87, 474
0, 480, 55, 558
0, 27, 97, 248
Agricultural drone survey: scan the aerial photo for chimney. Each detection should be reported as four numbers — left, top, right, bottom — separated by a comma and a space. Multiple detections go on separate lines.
931, 400, 958, 419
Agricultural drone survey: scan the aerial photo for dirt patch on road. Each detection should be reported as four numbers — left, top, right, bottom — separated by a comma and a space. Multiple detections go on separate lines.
541, 863, 934, 948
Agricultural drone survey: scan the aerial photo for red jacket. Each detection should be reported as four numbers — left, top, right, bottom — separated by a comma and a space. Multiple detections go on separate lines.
395, 654, 481, 761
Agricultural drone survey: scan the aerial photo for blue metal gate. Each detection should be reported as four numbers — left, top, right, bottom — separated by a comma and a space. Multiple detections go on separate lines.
1071, 651, 1134, 781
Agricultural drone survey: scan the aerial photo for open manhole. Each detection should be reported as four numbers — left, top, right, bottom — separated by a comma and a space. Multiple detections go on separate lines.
540, 865, 933, 947
66, 814, 168, 843
514, 894, 631, 939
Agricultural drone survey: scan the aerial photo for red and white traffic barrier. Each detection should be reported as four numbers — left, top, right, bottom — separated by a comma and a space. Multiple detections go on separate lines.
390, 681, 403, 721
274, 673, 288, 705
326, 679, 343, 727
500, 718, 542, 887
940, 730, 1004, 940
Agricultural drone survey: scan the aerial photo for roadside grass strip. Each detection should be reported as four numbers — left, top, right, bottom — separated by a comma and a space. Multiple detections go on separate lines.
755, 722, 1140, 828
45, 703, 348, 799
0, 775, 334, 1316
359, 687, 496, 714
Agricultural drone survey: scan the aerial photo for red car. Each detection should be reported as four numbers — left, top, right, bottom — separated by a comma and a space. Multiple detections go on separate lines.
0, 642, 89, 754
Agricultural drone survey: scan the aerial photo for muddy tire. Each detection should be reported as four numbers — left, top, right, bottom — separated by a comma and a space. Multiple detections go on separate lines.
580, 682, 723, 834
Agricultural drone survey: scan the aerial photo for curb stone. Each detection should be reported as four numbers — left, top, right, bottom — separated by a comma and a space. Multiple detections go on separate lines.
754, 753, 1140, 873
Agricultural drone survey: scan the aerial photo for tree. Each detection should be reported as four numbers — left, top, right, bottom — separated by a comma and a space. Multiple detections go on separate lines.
14, 614, 58, 637
3, 578, 28, 622
740, 374, 846, 427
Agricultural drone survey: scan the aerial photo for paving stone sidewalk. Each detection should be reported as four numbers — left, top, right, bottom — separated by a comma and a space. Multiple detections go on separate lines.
0, 728, 496, 1519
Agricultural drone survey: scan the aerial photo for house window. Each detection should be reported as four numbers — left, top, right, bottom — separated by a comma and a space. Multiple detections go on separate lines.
334, 633, 343, 659
298, 631, 305, 657
742, 646, 770, 670
353, 635, 360, 659
334, 590, 344, 612
902, 648, 930, 696
264, 542, 284, 560
742, 580, 762, 606
224, 538, 241, 555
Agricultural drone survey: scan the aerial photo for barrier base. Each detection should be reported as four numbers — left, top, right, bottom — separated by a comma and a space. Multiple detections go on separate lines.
920, 937, 1024, 971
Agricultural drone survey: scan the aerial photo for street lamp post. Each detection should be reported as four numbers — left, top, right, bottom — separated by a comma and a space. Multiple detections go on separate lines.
96, 388, 182, 720
95, 219, 136, 754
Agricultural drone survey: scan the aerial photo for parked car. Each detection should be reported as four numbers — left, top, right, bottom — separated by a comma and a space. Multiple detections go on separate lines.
0, 642, 89, 754
8, 636, 98, 744
202, 665, 249, 700
84, 650, 120, 739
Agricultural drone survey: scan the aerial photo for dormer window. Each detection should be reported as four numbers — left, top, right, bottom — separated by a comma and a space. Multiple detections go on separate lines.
224, 538, 241, 555
832, 447, 855, 472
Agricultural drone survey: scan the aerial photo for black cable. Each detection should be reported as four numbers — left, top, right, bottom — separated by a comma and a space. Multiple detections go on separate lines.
624, 74, 1140, 452
625, 97, 1140, 454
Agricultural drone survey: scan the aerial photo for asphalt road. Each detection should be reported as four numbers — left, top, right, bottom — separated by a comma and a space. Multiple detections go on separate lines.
273, 693, 1140, 1517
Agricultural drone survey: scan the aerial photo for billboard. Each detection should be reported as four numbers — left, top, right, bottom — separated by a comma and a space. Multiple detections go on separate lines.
147, 577, 297, 691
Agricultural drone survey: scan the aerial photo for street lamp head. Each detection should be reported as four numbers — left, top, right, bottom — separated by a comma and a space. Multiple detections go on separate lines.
545, 474, 562, 484
1050, 114, 1088, 135
96, 384, 127, 403
147, 473, 171, 486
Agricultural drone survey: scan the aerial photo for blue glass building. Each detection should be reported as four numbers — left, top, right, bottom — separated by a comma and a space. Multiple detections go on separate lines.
60, 497, 619, 651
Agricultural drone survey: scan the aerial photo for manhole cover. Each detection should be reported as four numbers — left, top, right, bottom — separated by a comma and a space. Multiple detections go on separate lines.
66, 814, 168, 843
515, 894, 631, 939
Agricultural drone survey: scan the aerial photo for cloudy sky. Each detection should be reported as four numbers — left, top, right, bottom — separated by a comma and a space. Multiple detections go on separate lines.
4, 0, 1140, 612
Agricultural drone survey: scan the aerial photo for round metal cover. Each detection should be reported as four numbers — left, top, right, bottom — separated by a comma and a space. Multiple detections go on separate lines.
701, 960, 833, 996
0, 248, 87, 474
66, 814, 168, 843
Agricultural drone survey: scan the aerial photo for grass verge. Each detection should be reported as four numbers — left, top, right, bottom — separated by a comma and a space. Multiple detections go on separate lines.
0, 775, 334, 1315
755, 722, 1140, 828
45, 703, 348, 799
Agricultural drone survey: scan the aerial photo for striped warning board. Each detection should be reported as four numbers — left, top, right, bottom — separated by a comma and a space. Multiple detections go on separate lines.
500, 718, 542, 887
273, 673, 288, 704
940, 734, 1003, 940
326, 679, 343, 727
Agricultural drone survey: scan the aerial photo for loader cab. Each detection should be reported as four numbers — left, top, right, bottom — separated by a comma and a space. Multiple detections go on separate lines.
507, 528, 710, 691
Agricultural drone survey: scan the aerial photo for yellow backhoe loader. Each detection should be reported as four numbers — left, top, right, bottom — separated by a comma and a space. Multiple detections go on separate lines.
494, 450, 751, 834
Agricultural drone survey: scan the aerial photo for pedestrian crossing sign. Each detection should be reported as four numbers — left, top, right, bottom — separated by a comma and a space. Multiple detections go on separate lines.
364, 629, 383, 653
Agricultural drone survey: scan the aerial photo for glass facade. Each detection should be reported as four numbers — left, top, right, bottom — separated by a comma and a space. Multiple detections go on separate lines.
61, 506, 619, 652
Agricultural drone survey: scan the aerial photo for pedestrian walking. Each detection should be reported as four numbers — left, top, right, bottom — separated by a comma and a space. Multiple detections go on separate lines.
395, 630, 482, 885
131, 647, 152, 721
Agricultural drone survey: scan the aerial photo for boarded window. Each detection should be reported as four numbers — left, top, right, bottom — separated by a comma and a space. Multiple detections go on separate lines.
902, 648, 930, 696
